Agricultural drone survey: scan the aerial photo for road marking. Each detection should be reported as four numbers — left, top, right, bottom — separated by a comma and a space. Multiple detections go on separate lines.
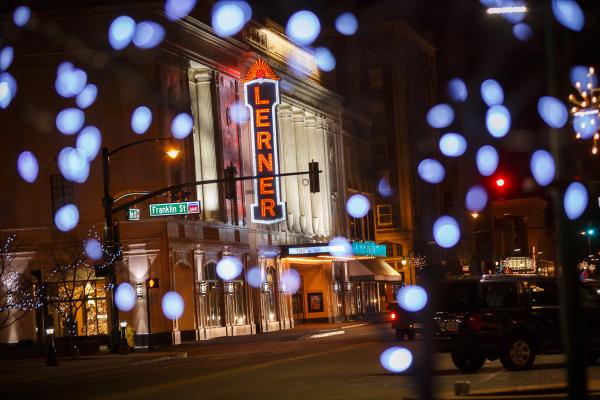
305, 330, 346, 339
92, 342, 372, 400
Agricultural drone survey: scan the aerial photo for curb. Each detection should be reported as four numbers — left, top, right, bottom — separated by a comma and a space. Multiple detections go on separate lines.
0, 352, 188, 387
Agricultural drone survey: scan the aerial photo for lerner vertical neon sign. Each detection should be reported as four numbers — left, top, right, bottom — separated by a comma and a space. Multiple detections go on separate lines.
243, 59, 285, 224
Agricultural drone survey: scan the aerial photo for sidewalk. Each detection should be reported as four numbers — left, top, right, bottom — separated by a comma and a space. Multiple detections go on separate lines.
0, 350, 187, 386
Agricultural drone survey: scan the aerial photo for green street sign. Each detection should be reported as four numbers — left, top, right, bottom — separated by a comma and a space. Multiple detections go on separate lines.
351, 241, 387, 257
149, 201, 200, 217
127, 208, 140, 221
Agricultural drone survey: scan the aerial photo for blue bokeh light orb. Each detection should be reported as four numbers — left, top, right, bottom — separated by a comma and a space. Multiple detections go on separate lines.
55, 64, 87, 98
439, 133, 467, 157
552, 0, 584, 32
563, 182, 588, 220
58, 147, 90, 183
133, 21, 165, 49
447, 78, 468, 103
397, 285, 428, 312
76, 84, 98, 109
314, 47, 336, 72
17, 151, 39, 183
513, 23, 533, 41
0, 47, 14, 71
570, 65, 596, 90
165, 0, 197, 21
54, 204, 79, 232
131, 106, 153, 134
426, 103, 454, 129
212, 1, 250, 37
115, 283, 136, 312
538, 96, 567, 129
286, 10, 321, 46
573, 113, 599, 139
346, 194, 370, 219
476, 145, 499, 176
84, 238, 104, 261
380, 347, 413, 374
162, 291, 185, 320
247, 266, 262, 288
530, 150, 555, 187
0, 72, 17, 109
76, 126, 102, 161
171, 112, 193, 139
329, 236, 352, 258
418, 159, 445, 184
465, 185, 488, 212
433, 215, 460, 248
481, 79, 504, 107
216, 256, 243, 280
281, 268, 301, 295
56, 108, 85, 135
486, 105, 511, 138
335, 12, 358, 36
108, 16, 136, 50
377, 177, 393, 197
13, 6, 31, 27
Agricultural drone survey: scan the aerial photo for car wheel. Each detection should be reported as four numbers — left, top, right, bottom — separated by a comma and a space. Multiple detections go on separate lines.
500, 335, 536, 371
451, 352, 486, 373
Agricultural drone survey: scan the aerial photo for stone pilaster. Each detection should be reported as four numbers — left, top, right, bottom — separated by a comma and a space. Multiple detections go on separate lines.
276, 104, 297, 232
292, 108, 309, 234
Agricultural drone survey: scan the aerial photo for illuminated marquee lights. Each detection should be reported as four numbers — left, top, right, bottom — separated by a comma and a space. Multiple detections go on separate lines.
243, 60, 286, 223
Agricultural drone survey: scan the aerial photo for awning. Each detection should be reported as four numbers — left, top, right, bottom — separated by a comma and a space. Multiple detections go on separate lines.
348, 259, 403, 282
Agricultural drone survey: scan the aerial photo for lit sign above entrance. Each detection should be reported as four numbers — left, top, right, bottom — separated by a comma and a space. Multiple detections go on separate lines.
282, 241, 387, 258
351, 241, 387, 257
243, 60, 285, 224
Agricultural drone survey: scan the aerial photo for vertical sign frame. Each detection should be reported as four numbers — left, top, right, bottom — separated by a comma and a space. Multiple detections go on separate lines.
243, 59, 286, 224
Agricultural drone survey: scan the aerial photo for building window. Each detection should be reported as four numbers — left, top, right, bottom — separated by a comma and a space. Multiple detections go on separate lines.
50, 173, 75, 215
374, 137, 388, 158
203, 262, 223, 328
377, 204, 393, 226
368, 68, 383, 90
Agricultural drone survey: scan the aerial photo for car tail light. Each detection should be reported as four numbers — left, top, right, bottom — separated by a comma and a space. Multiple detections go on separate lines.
466, 313, 483, 332
391, 312, 397, 320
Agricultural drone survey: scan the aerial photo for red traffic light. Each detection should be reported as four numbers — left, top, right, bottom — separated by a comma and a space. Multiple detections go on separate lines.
495, 178, 505, 187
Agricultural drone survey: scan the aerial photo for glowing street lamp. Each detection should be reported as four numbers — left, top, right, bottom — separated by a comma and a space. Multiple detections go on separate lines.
166, 148, 180, 159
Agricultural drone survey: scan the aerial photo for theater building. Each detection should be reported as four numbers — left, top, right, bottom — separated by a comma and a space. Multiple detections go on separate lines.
0, 4, 397, 346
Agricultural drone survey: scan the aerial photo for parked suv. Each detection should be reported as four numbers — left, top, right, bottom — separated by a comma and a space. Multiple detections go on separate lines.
434, 275, 600, 372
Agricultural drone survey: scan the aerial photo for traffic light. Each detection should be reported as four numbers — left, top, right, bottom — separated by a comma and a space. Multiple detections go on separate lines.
146, 278, 159, 288
224, 164, 237, 200
309, 161, 320, 193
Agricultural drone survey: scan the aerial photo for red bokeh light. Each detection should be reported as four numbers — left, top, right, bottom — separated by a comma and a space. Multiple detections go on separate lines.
495, 178, 505, 187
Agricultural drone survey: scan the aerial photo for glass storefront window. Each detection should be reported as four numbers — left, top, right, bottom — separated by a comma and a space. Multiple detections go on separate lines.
231, 281, 247, 325
204, 262, 223, 328
266, 266, 277, 322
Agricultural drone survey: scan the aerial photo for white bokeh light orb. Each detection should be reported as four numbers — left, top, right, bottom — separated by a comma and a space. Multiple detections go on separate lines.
286, 10, 321, 46
54, 204, 79, 232
486, 105, 511, 138
162, 291, 185, 320
84, 238, 104, 261
433, 215, 460, 248
0, 47, 14, 71
211, 1, 249, 37
131, 106, 153, 134
247, 266, 262, 288
17, 151, 39, 183
426, 103, 454, 129
115, 282, 136, 312
552, 0, 584, 32
418, 159, 445, 184
397, 285, 428, 312
537, 96, 568, 129
563, 182, 588, 220
56, 108, 85, 135
439, 133, 467, 157
76, 84, 98, 109
133, 21, 165, 49
447, 78, 468, 102
465, 185, 488, 212
76, 126, 102, 161
0, 72, 17, 109
329, 236, 352, 258
530, 150, 555, 187
216, 256, 243, 280
481, 79, 504, 107
108, 15, 136, 50
476, 145, 499, 177
314, 47, 336, 72
58, 147, 90, 183
171, 112, 193, 139
165, 0, 197, 21
346, 193, 370, 219
281, 268, 301, 295
13, 6, 31, 27
380, 347, 413, 374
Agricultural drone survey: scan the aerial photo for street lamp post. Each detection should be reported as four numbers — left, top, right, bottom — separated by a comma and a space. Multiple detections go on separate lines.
101, 138, 179, 352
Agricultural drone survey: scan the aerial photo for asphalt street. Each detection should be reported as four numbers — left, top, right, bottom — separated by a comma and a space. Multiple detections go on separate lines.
3, 323, 598, 399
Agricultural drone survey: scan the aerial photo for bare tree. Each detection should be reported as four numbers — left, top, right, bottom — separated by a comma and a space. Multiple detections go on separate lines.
0, 235, 40, 329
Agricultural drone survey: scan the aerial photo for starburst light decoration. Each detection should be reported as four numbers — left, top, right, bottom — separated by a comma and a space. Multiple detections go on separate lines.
568, 66, 600, 154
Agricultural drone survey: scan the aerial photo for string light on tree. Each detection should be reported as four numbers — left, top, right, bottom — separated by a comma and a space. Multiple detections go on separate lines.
568, 65, 600, 154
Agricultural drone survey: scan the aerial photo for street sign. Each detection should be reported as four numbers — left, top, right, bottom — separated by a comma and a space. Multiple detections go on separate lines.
149, 201, 200, 217
127, 208, 140, 221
